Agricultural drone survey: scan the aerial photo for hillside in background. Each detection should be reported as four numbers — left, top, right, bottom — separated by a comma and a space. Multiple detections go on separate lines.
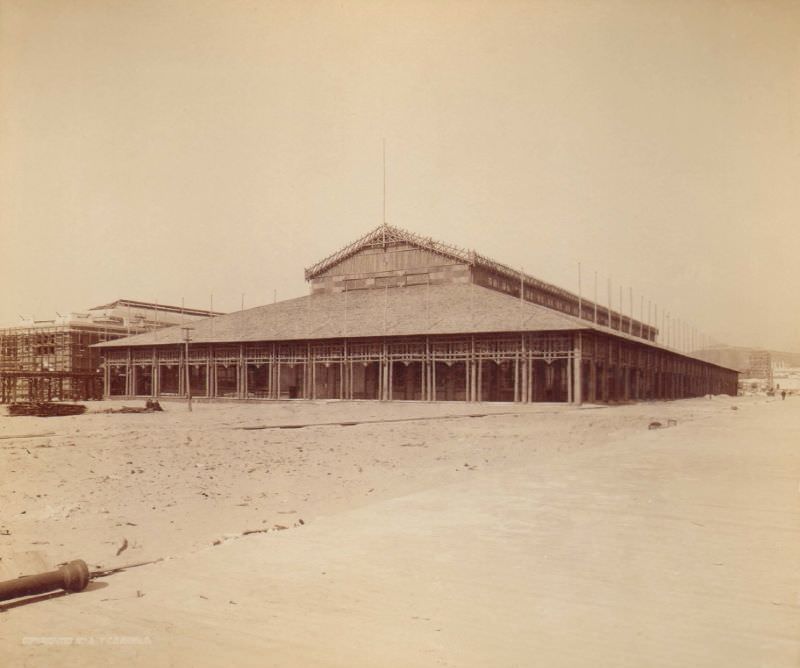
694, 346, 800, 372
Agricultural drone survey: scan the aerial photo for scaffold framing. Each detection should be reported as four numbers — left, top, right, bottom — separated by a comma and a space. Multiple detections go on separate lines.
1, 299, 222, 403
0, 325, 112, 403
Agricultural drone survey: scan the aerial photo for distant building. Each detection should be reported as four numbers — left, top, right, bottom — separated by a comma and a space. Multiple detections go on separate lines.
773, 360, 800, 391
0, 300, 222, 403
95, 225, 738, 403
744, 350, 773, 386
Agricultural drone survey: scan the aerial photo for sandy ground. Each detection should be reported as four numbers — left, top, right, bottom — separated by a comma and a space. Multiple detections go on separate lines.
0, 396, 798, 666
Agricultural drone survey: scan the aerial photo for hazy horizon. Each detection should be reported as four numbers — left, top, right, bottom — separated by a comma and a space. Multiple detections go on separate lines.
2, 0, 798, 352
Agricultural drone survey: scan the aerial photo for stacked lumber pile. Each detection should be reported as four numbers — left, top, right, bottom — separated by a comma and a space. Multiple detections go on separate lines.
8, 403, 87, 417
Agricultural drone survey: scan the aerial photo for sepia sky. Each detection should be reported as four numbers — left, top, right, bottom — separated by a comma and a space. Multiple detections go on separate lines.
1, 0, 798, 351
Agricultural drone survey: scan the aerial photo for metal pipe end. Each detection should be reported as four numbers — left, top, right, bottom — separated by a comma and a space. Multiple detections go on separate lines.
59, 560, 90, 592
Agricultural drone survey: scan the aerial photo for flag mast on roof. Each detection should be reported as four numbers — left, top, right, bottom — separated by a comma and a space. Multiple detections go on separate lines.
382, 138, 388, 249
383, 138, 386, 225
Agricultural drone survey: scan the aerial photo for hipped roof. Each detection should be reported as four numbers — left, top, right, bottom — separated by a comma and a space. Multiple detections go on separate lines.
95, 282, 588, 348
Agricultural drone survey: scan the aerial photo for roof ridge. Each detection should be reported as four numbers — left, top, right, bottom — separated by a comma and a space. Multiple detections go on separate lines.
303, 223, 579, 302
304, 223, 474, 280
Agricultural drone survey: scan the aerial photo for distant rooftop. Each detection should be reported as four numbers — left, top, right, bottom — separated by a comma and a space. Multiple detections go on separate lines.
89, 299, 224, 318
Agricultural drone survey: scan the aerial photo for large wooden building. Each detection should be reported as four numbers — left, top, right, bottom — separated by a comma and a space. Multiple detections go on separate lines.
95, 225, 738, 403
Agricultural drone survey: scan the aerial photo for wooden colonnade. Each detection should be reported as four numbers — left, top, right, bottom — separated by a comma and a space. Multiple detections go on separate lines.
102, 331, 738, 403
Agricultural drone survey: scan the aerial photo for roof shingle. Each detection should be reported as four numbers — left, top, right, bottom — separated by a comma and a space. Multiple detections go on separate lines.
95, 283, 586, 348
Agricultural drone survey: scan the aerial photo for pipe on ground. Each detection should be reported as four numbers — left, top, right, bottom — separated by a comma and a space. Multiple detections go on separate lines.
0, 560, 89, 602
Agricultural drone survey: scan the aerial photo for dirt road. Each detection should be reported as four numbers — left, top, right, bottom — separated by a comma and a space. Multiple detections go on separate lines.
1, 396, 798, 666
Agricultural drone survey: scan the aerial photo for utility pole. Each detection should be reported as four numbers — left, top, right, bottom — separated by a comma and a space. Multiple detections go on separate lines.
181, 326, 194, 412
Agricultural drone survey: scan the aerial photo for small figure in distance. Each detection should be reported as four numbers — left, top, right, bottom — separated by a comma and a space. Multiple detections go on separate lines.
781, 389, 786, 401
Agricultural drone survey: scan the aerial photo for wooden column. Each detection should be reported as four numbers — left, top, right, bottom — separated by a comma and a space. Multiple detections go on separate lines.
305, 343, 311, 399
528, 357, 535, 403
425, 338, 431, 401
566, 355, 573, 404
271, 343, 277, 399
379, 342, 386, 401
348, 360, 353, 400
208, 347, 216, 398
153, 348, 160, 398
573, 335, 583, 405
421, 356, 426, 400
341, 340, 347, 400
603, 363, 610, 402
477, 357, 482, 402
623, 365, 630, 402
520, 335, 528, 403
465, 356, 471, 402
469, 337, 475, 402
432, 355, 437, 401
178, 346, 184, 397
126, 349, 133, 397
239, 344, 246, 399
470, 359, 478, 401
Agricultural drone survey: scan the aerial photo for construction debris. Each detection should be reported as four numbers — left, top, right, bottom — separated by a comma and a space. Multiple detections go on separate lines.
240, 412, 509, 431
90, 558, 164, 579
7, 403, 86, 417
648, 418, 679, 430
103, 400, 164, 414
0, 432, 57, 440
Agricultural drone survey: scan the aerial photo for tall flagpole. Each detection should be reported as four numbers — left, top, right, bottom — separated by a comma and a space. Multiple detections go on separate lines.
382, 138, 387, 225
628, 287, 633, 334
639, 295, 644, 338
654, 304, 658, 344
